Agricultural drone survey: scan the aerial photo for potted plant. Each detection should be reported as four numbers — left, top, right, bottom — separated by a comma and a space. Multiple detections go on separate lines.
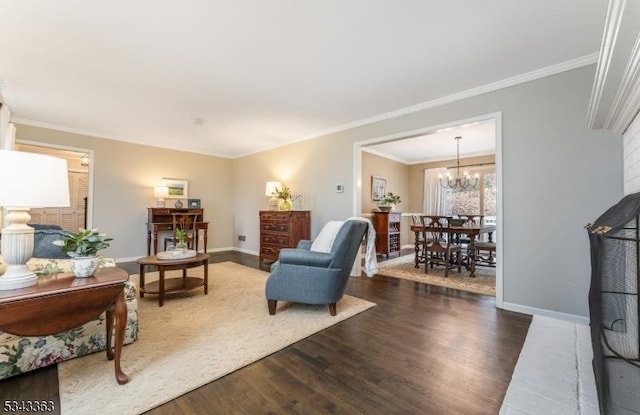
174, 228, 188, 250
273, 185, 292, 211
378, 192, 402, 212
52, 228, 113, 278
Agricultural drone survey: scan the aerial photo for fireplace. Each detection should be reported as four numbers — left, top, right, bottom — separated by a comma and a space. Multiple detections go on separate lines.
587, 193, 640, 414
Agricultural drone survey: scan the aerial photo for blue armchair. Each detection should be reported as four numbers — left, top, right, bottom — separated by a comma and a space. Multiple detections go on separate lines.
265, 219, 368, 316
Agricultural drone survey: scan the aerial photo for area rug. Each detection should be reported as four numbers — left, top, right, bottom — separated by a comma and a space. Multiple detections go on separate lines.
57, 261, 376, 415
376, 254, 496, 296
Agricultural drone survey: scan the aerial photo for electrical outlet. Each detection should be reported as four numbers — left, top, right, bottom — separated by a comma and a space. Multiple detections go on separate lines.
238, 235, 246, 241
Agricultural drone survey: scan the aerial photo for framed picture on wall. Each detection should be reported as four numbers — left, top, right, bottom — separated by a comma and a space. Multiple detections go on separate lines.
162, 178, 188, 199
372, 176, 386, 201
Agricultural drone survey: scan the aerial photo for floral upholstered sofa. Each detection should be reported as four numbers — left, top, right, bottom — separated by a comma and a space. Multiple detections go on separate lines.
0, 225, 138, 380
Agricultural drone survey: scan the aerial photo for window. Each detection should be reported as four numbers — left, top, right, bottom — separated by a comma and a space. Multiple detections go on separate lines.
444, 168, 495, 218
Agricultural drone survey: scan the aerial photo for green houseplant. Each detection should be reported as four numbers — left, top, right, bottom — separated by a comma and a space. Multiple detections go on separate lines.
378, 192, 402, 212
174, 228, 188, 250
53, 228, 113, 278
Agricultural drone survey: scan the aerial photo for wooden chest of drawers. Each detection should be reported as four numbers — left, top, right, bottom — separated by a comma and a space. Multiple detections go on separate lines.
259, 210, 311, 265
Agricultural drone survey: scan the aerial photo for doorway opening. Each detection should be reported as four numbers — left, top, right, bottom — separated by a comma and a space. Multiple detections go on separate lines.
15, 142, 93, 232
353, 112, 504, 308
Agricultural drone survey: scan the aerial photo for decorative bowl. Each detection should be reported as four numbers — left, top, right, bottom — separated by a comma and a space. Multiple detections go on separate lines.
157, 249, 197, 260
377, 206, 392, 212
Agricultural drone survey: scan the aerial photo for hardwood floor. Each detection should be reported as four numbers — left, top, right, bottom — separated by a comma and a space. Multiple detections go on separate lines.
0, 251, 530, 414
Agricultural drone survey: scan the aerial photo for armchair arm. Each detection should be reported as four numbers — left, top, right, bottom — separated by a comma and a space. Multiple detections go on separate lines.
278, 248, 332, 268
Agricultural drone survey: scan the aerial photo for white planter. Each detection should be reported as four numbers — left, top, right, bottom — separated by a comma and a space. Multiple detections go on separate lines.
71, 256, 100, 278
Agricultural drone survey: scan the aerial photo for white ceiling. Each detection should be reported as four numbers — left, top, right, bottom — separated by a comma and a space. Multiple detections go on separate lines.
0, 1, 607, 159
364, 119, 496, 164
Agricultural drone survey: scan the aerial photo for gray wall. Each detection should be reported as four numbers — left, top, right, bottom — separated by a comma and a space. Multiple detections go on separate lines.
233, 65, 622, 317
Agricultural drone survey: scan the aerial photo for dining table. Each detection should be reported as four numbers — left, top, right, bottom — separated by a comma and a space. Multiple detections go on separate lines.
410, 222, 496, 278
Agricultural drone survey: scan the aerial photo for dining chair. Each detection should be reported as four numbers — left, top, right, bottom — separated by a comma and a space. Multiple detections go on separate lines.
420, 216, 462, 277
475, 240, 496, 267
163, 213, 199, 251
456, 214, 485, 255
412, 215, 426, 268
459, 214, 484, 226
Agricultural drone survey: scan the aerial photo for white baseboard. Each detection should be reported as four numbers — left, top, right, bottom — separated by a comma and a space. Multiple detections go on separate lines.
502, 301, 589, 325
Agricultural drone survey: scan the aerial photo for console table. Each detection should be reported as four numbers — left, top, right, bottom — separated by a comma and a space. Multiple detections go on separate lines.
147, 207, 209, 255
0, 267, 130, 384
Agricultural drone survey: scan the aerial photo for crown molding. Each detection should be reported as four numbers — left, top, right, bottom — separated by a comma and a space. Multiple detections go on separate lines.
588, 0, 640, 134
303, 54, 597, 143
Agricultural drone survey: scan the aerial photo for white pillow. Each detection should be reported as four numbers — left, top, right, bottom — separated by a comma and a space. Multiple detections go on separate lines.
310, 220, 344, 253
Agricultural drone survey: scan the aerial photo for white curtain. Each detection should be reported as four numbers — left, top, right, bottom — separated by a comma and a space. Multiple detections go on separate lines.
423, 168, 448, 215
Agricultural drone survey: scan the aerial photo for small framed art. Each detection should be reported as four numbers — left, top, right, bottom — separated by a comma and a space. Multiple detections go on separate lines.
162, 178, 188, 199
371, 176, 386, 201
291, 194, 304, 210
188, 199, 201, 208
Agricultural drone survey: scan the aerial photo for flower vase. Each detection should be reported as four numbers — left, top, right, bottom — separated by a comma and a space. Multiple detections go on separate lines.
278, 199, 292, 211
71, 256, 100, 278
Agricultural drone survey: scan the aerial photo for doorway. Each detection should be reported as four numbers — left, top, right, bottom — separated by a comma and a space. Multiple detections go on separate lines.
15, 142, 92, 232
352, 112, 504, 308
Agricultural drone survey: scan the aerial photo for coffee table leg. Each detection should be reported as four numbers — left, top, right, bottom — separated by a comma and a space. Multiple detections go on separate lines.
204, 259, 208, 295
159, 266, 165, 307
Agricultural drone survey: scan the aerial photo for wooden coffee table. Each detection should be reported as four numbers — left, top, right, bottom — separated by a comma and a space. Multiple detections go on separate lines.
0, 267, 130, 384
137, 253, 209, 306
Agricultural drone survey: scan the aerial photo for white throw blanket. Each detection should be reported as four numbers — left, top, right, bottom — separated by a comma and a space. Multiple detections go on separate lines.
309, 217, 378, 277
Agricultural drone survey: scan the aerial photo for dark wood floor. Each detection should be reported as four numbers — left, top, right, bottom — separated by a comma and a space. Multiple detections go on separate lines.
0, 251, 530, 415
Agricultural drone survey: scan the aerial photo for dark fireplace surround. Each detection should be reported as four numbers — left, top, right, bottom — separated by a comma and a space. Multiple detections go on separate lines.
588, 193, 640, 414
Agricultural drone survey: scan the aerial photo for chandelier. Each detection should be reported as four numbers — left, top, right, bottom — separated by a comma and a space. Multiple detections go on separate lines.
439, 136, 478, 190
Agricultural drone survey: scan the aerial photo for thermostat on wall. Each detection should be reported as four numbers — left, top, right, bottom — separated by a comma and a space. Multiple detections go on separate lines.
336, 184, 344, 193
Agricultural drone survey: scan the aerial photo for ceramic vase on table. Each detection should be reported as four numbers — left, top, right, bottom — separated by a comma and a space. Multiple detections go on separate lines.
71, 256, 100, 278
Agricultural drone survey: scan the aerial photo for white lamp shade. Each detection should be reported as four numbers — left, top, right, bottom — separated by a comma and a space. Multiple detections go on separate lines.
154, 186, 169, 198
0, 150, 70, 208
265, 181, 281, 197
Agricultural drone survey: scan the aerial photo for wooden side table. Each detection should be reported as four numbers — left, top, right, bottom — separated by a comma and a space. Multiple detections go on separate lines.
0, 267, 130, 384
137, 253, 209, 306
